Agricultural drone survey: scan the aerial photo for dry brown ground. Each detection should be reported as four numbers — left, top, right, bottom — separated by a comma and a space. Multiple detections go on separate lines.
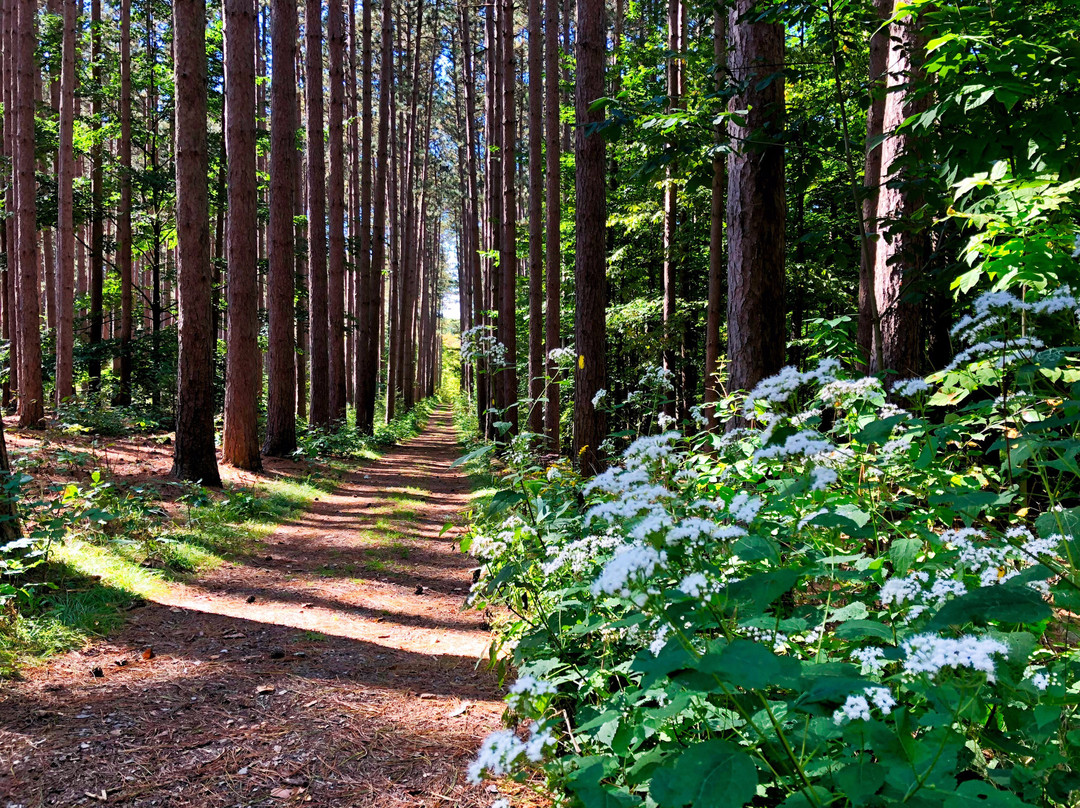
0, 408, 525, 808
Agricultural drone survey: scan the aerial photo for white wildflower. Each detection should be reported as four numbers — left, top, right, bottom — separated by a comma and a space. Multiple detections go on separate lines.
591, 389, 608, 408
649, 624, 671, 656
901, 633, 1009, 682
809, 466, 837, 492
852, 647, 887, 676
892, 378, 931, 397
592, 542, 667, 598
678, 572, 710, 597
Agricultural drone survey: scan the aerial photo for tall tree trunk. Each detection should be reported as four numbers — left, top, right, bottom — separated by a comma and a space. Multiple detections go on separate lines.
327, 0, 347, 421
459, 2, 487, 438
117, 0, 133, 404
55, 0, 77, 406
726, 0, 785, 396
264, 0, 300, 456
172, 0, 222, 484
306, 0, 330, 427
661, 0, 682, 415
573, 0, 606, 474
14, 0, 43, 426
704, 8, 725, 430
499, 0, 518, 432
543, 0, 560, 451
856, 0, 891, 372
222, 0, 262, 470
357, 0, 382, 435
870, 1, 927, 379
525, 0, 543, 436
88, 0, 104, 393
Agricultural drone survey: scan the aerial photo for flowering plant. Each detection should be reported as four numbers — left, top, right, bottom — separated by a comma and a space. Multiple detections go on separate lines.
463, 286, 1080, 807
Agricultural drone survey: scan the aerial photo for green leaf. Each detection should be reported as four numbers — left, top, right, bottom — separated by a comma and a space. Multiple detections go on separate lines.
834, 762, 886, 807
943, 781, 1037, 807
649, 740, 757, 808
835, 620, 895, 641
890, 537, 922, 576
697, 639, 801, 690
927, 585, 1052, 629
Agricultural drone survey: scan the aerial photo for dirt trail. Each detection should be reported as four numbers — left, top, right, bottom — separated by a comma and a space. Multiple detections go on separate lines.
0, 408, 507, 807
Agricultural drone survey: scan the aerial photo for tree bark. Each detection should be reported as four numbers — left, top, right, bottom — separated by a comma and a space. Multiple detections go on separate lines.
661, 0, 682, 415
14, 0, 43, 426
726, 0, 786, 395
525, 0, 543, 436
264, 0, 300, 456
172, 0, 222, 484
573, 0, 606, 475
55, 0, 77, 406
327, 0, 348, 421
88, 0, 103, 393
117, 0, 134, 405
871, 1, 927, 380
856, 0, 892, 372
704, 8, 725, 430
222, 0, 262, 470
306, 0, 330, 428
358, 0, 385, 435
543, 0, 560, 451
499, 0, 519, 432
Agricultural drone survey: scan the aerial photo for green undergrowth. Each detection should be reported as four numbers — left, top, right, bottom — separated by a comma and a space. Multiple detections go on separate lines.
0, 400, 438, 677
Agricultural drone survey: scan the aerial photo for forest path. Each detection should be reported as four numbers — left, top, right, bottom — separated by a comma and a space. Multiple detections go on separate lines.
0, 408, 507, 807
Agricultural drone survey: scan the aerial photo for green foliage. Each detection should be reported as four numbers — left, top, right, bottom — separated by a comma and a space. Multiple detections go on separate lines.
462, 284, 1080, 807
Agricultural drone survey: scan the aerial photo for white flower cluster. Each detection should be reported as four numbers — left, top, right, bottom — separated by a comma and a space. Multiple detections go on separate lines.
945, 526, 1058, 588
547, 346, 577, 366
851, 646, 888, 676
639, 364, 675, 393
506, 675, 557, 713
591, 541, 667, 598
469, 515, 536, 562
833, 686, 897, 724
677, 572, 715, 597
945, 336, 1046, 372
742, 359, 842, 417
467, 723, 554, 784
809, 466, 838, 491
819, 377, 883, 405
952, 287, 1080, 345
727, 491, 763, 523
740, 625, 788, 653
591, 388, 608, 408
891, 377, 932, 397
541, 530, 624, 575
755, 430, 835, 461
880, 570, 967, 619
901, 633, 1009, 682
461, 325, 509, 366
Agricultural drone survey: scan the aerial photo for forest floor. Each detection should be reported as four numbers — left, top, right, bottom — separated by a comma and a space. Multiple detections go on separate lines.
0, 408, 522, 807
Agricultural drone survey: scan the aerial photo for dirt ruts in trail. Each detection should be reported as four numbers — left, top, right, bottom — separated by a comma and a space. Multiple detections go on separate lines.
0, 408, 510, 807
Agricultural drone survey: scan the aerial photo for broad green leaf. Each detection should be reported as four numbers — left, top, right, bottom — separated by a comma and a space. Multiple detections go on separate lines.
943, 781, 1036, 808
927, 585, 1051, 629
649, 740, 757, 808
889, 537, 922, 576
697, 639, 801, 690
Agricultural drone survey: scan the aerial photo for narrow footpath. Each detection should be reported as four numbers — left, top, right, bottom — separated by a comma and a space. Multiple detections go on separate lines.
0, 408, 506, 807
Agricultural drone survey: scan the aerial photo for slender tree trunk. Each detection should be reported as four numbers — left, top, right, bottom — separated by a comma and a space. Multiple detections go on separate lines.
704, 8, 725, 430
117, 0, 134, 404
173, 0, 222, 484
306, 0, 330, 427
327, 0, 347, 421
14, 0, 43, 426
55, 0, 77, 406
525, 0, 543, 436
871, 1, 927, 379
499, 0, 518, 432
661, 0, 682, 415
223, 0, 262, 470
543, 0, 560, 451
357, 0, 382, 435
856, 0, 892, 372
87, 0, 104, 393
726, 0, 785, 395
264, 0, 299, 455
573, 0, 606, 474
